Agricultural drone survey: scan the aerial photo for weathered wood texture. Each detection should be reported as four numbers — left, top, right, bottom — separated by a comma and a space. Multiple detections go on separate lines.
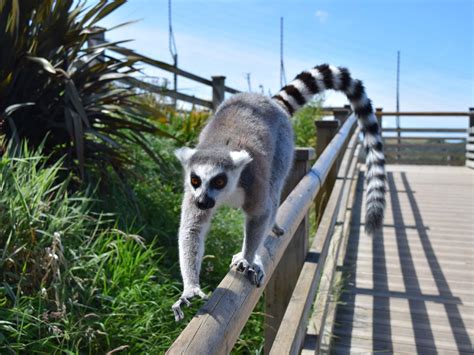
264, 148, 315, 353
331, 165, 474, 354
303, 147, 361, 354
269, 127, 361, 355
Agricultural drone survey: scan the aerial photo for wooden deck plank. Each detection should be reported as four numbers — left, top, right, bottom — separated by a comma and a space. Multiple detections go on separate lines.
330, 165, 474, 354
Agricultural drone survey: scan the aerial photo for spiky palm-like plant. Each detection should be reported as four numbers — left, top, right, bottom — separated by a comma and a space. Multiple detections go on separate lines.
0, 0, 168, 178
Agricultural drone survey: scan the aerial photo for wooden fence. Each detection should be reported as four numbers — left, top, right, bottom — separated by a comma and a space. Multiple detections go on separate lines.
107, 49, 240, 111
373, 108, 474, 166
88, 32, 240, 110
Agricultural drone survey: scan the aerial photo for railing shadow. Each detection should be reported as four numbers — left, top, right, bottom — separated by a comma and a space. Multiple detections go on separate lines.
334, 169, 474, 353
400, 171, 473, 353
386, 172, 436, 352
371, 204, 392, 353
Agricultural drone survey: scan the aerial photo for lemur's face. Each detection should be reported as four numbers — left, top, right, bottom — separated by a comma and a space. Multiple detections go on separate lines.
175, 148, 252, 210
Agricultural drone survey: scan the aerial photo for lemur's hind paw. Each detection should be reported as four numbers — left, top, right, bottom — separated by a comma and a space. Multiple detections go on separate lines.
272, 224, 285, 236
248, 264, 265, 287
172, 286, 208, 322
230, 252, 244, 268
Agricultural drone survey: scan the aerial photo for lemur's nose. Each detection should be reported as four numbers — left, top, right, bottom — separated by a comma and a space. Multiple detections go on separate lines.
196, 195, 215, 210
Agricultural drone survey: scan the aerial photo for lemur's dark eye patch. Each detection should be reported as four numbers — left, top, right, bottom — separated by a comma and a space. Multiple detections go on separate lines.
190, 173, 201, 188
210, 173, 227, 189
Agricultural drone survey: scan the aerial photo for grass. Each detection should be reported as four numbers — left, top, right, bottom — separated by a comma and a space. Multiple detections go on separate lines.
0, 138, 266, 354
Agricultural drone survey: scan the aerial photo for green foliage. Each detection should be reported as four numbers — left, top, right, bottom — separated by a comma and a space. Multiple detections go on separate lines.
136, 91, 211, 146
0, 144, 182, 353
0, 140, 264, 353
0, 0, 169, 179
0, 142, 93, 293
157, 109, 210, 146
291, 99, 323, 147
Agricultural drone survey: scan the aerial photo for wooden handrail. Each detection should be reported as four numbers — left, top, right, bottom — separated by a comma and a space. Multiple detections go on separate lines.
375, 111, 474, 116
108, 46, 240, 93
270, 126, 361, 354
123, 77, 213, 109
383, 128, 466, 133
167, 115, 358, 354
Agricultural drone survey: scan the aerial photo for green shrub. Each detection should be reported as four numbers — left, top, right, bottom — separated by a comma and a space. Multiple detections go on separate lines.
291, 98, 323, 147
0, 0, 169, 179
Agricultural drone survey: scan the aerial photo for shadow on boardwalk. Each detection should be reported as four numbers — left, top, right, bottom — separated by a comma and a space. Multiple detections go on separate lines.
332, 165, 474, 354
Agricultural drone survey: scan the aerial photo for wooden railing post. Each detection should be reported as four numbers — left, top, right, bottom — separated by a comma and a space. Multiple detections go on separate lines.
212, 76, 226, 111
375, 107, 383, 130
314, 120, 340, 226
264, 147, 315, 354
333, 106, 351, 126
467, 107, 474, 169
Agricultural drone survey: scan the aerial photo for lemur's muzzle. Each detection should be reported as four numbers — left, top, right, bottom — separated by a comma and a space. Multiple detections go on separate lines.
196, 195, 215, 210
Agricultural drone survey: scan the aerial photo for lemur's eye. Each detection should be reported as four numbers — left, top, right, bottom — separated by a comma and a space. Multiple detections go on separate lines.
190, 174, 201, 188
211, 174, 227, 189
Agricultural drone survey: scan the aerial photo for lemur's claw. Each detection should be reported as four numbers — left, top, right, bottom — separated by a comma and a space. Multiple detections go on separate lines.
172, 299, 186, 322
247, 265, 265, 287
172, 286, 208, 322
272, 224, 285, 236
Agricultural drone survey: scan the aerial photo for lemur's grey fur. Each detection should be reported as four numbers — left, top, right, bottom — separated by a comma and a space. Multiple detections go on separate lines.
172, 64, 386, 321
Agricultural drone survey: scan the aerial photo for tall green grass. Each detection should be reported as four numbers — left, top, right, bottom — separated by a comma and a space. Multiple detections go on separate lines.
0, 145, 181, 353
0, 141, 265, 353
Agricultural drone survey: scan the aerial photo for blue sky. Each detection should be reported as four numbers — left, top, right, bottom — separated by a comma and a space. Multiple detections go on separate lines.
100, 0, 473, 129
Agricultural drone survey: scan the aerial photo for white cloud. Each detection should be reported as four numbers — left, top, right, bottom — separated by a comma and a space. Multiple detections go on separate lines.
315, 10, 328, 24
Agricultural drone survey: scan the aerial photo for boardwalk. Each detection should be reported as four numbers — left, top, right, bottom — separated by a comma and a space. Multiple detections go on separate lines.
332, 165, 474, 354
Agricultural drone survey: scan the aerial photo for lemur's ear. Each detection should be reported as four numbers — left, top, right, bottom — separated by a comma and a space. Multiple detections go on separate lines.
230, 150, 252, 168
175, 147, 196, 165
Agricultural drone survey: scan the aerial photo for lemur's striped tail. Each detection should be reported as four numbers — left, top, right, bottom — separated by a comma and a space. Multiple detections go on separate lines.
273, 64, 385, 235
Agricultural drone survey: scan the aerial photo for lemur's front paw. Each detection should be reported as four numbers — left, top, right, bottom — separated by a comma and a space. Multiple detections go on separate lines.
231, 255, 265, 287
172, 286, 208, 322
272, 224, 285, 236
248, 264, 265, 288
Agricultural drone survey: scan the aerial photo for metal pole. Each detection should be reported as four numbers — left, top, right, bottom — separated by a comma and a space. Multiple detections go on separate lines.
396, 50, 401, 160
169, 0, 178, 108
280, 17, 286, 88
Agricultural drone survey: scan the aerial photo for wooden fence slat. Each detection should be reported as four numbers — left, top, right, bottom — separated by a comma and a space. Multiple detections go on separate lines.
123, 76, 213, 108
383, 128, 466, 133
264, 148, 315, 353
312, 145, 361, 353
383, 136, 466, 141
319, 163, 361, 353
384, 143, 464, 149
375, 112, 474, 116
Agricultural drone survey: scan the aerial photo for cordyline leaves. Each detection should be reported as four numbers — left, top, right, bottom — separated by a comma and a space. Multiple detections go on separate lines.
0, 0, 171, 179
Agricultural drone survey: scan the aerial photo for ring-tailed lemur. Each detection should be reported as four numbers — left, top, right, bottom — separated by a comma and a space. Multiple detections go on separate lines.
172, 64, 386, 321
